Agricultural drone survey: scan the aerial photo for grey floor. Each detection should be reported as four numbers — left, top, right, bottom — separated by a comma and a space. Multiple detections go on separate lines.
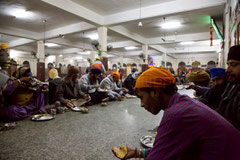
0, 98, 163, 160
0, 89, 193, 160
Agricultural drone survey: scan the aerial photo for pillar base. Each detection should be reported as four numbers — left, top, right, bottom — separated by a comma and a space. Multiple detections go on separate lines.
101, 58, 108, 72
37, 62, 45, 82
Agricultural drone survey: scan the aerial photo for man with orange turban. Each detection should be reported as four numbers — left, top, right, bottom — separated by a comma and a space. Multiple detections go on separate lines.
112, 67, 240, 160
100, 72, 128, 101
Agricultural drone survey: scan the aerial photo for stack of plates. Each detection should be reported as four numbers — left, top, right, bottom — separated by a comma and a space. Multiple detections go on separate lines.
31, 114, 54, 121
140, 135, 156, 148
125, 94, 137, 98
71, 107, 89, 113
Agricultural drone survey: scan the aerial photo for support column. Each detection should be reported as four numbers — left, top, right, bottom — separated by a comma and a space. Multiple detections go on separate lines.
223, 2, 230, 68
163, 53, 167, 68
90, 51, 95, 65
98, 26, 108, 71
218, 49, 224, 67
98, 26, 108, 58
37, 41, 45, 63
36, 41, 45, 81
142, 45, 148, 64
55, 55, 60, 67
120, 56, 124, 68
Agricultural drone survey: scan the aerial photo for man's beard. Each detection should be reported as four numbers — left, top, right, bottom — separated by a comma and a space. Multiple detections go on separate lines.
227, 74, 240, 84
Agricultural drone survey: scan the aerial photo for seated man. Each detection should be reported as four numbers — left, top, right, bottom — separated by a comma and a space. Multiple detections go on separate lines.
100, 72, 128, 101
48, 68, 63, 105
56, 66, 89, 109
215, 45, 240, 130
199, 67, 228, 109
0, 67, 47, 121
113, 67, 240, 160
187, 69, 211, 96
123, 71, 140, 95
79, 68, 109, 105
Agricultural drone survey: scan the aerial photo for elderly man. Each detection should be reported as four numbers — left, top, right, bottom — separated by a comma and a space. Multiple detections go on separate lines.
112, 67, 240, 160
0, 67, 47, 121
100, 72, 128, 101
199, 67, 228, 109
79, 68, 109, 105
214, 45, 240, 130
56, 66, 89, 109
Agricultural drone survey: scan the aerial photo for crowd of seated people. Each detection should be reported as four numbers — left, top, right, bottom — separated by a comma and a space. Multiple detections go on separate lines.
1, 42, 240, 159
0, 62, 135, 120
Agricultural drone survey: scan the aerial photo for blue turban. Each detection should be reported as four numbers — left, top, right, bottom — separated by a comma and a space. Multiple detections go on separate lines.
209, 67, 226, 78
91, 68, 102, 74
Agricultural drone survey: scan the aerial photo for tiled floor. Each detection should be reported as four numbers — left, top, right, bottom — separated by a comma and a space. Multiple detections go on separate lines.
0, 89, 194, 160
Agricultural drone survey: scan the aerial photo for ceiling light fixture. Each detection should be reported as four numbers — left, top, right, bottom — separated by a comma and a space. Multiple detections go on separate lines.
138, 0, 143, 27
180, 41, 195, 45
44, 43, 60, 47
125, 46, 137, 50
161, 21, 181, 29
76, 56, 83, 60
59, 54, 63, 57
87, 33, 98, 40
78, 51, 90, 55
138, 21, 143, 27
10, 8, 34, 19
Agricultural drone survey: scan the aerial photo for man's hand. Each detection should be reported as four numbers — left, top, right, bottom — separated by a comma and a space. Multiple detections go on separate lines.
112, 146, 136, 159
186, 85, 196, 90
117, 94, 123, 101
84, 94, 91, 101
19, 77, 31, 82
66, 102, 74, 108
122, 88, 128, 93
94, 84, 100, 88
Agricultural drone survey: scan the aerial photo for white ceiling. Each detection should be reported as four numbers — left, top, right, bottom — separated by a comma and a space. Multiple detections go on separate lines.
0, 0, 83, 32
121, 5, 224, 38
0, 0, 227, 60
71, 0, 175, 16
0, 34, 19, 43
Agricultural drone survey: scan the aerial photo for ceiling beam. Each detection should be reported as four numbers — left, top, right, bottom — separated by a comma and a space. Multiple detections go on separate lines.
147, 32, 218, 45
0, 25, 41, 40
5, 22, 95, 48
8, 38, 35, 48
173, 53, 218, 59
109, 26, 167, 54
47, 38, 92, 50
109, 26, 147, 44
167, 46, 219, 54
149, 45, 166, 54
41, 0, 104, 25
108, 40, 139, 48
104, 0, 226, 25
45, 22, 95, 40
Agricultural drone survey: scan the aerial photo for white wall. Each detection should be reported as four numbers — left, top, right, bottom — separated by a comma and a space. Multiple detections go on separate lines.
152, 55, 163, 67
171, 53, 218, 71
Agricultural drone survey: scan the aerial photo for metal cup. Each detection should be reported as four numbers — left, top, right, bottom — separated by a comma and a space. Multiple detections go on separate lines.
50, 108, 57, 115
57, 106, 65, 114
